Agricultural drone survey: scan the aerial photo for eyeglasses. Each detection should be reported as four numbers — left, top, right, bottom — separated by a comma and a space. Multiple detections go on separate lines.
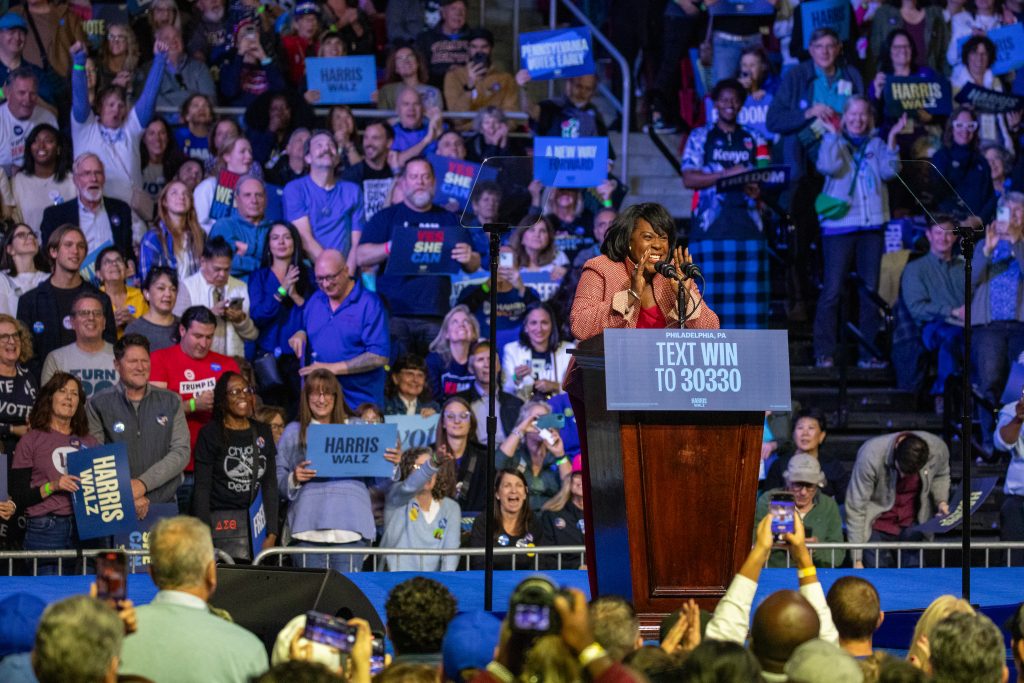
315, 269, 345, 284
953, 121, 979, 132
444, 411, 471, 422
74, 309, 104, 319
312, 390, 337, 399
0, 333, 20, 344
228, 386, 255, 397
788, 482, 818, 491
100, 256, 125, 267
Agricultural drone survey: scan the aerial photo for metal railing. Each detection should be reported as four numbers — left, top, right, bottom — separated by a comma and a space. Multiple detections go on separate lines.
772, 542, 1024, 569
0, 548, 235, 576
253, 545, 587, 572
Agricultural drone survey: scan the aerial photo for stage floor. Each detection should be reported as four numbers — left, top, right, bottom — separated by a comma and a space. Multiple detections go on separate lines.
1, 567, 1020, 651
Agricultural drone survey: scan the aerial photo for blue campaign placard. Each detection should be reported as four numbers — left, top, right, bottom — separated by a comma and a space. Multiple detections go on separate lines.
249, 489, 267, 553
954, 83, 1024, 113
67, 443, 137, 540
305, 56, 377, 104
711, 0, 775, 15
910, 477, 998, 534
385, 225, 463, 276
883, 76, 952, 117
428, 156, 499, 212
715, 165, 791, 193
801, 0, 850, 49
306, 423, 399, 478
519, 27, 595, 81
989, 24, 1024, 75
602, 328, 792, 411
534, 137, 608, 188
384, 413, 439, 449
113, 503, 178, 570
520, 270, 563, 302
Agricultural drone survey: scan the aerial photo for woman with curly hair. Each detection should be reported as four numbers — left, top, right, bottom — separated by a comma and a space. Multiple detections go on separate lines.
382, 446, 460, 571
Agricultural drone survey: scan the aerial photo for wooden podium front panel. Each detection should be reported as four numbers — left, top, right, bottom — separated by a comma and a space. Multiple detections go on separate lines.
619, 412, 763, 614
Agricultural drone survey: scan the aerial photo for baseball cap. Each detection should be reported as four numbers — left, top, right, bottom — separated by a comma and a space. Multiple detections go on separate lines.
0, 593, 47, 657
785, 454, 825, 487
0, 13, 28, 32
293, 1, 319, 16
784, 639, 864, 683
442, 611, 502, 680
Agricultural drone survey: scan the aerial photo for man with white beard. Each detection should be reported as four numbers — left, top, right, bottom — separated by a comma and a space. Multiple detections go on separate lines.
39, 153, 138, 279
358, 156, 481, 361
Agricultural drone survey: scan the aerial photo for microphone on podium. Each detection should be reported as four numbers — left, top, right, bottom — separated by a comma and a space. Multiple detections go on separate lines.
654, 260, 703, 281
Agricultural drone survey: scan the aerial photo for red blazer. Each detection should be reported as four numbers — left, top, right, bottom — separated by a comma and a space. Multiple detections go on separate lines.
569, 255, 720, 342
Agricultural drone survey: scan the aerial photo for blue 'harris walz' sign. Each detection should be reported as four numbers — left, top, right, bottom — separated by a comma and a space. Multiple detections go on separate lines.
306, 423, 398, 478
68, 443, 137, 540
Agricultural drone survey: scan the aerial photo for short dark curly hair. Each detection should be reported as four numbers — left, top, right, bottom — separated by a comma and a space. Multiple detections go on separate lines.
384, 577, 457, 655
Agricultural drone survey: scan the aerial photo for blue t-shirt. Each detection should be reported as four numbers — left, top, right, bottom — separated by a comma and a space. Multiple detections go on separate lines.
392, 122, 439, 156
283, 175, 364, 256
362, 203, 474, 317
173, 126, 212, 162
302, 283, 390, 409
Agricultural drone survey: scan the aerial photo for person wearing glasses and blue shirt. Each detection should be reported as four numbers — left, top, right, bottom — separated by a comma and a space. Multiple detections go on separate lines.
289, 249, 390, 411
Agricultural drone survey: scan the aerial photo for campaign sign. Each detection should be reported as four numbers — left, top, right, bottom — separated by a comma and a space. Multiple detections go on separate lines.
113, 503, 178, 570
249, 489, 267, 553
954, 83, 1024, 113
989, 24, 1024, 75
384, 413, 440, 448
715, 165, 791, 193
521, 270, 563, 302
883, 76, 953, 117
801, 0, 850, 49
305, 56, 377, 104
910, 477, 998, 534
385, 226, 462, 276
534, 137, 608, 188
68, 443, 137, 540
428, 156, 498, 212
519, 27, 595, 81
307, 423, 399, 478
602, 328, 792, 411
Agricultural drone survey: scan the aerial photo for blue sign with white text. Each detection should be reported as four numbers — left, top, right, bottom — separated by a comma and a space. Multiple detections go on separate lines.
114, 503, 178, 570
428, 156, 499, 212
306, 423, 399, 478
305, 56, 377, 104
989, 24, 1024, 75
534, 137, 608, 188
384, 413, 439, 449
602, 329, 792, 411
800, 0, 850, 49
68, 443, 137, 540
385, 225, 463, 276
519, 27, 595, 81
249, 489, 267, 553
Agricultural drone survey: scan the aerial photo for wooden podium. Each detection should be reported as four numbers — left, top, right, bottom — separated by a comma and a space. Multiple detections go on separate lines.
570, 333, 775, 633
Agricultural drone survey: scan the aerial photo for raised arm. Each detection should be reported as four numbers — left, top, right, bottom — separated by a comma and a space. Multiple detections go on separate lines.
134, 46, 169, 127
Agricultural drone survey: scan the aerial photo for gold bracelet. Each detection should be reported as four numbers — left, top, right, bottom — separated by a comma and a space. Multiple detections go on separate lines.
797, 566, 817, 579
578, 643, 608, 667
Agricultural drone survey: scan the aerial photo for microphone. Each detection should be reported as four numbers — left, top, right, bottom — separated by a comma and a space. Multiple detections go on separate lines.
654, 260, 703, 281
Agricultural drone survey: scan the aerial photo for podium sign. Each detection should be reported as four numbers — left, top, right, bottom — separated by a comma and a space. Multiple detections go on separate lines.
603, 329, 792, 411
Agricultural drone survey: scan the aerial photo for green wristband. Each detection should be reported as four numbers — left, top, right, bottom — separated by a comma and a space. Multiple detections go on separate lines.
555, 457, 569, 467
277, 286, 288, 297
43, 482, 53, 496
189, 398, 197, 412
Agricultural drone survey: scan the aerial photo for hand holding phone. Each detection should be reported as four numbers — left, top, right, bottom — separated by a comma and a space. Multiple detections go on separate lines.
95, 551, 128, 602
768, 494, 795, 543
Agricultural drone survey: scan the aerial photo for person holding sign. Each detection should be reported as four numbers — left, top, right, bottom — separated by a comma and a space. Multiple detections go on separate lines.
277, 368, 394, 571
951, 36, 1015, 151
357, 157, 481, 361
682, 78, 769, 329
192, 371, 278, 560
290, 249, 390, 410
868, 0, 948, 76
947, 0, 1003, 69
10, 373, 99, 572
382, 446, 460, 571
812, 97, 904, 369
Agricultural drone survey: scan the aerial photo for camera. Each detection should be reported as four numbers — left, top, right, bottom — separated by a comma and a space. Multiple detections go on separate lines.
508, 577, 571, 635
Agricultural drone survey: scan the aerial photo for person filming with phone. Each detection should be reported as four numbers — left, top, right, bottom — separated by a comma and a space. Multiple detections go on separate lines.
497, 401, 571, 512
754, 454, 845, 568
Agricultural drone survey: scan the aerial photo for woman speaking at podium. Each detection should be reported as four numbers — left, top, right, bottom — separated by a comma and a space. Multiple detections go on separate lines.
569, 202, 720, 338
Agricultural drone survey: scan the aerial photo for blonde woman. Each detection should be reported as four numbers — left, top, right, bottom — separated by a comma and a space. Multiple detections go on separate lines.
139, 180, 205, 281
425, 305, 480, 399
98, 24, 140, 99
907, 595, 975, 672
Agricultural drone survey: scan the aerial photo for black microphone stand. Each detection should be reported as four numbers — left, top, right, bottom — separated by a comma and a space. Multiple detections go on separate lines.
481, 221, 508, 611
956, 221, 981, 601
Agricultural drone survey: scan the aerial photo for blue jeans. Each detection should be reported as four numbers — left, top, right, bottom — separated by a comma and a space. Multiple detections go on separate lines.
711, 32, 764, 85
388, 316, 442, 365
813, 230, 884, 360
24, 514, 75, 575
176, 472, 195, 515
865, 527, 924, 568
922, 320, 964, 396
292, 538, 369, 572
972, 320, 1024, 442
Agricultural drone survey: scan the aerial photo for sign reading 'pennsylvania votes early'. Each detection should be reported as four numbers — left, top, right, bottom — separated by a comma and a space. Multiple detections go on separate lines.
603, 329, 792, 411
519, 27, 595, 80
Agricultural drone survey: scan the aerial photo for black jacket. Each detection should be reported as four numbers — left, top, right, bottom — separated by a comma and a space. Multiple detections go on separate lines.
40, 197, 134, 260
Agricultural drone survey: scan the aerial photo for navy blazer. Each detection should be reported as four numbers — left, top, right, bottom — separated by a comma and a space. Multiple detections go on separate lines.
40, 197, 134, 259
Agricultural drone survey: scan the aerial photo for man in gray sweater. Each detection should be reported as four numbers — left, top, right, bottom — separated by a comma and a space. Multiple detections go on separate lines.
86, 333, 190, 519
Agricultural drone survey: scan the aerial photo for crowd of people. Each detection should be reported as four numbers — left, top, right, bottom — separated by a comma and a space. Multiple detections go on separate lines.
0, 513, 1019, 683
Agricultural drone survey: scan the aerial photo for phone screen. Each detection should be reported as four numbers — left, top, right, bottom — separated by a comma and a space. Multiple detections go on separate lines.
513, 604, 551, 631
228, 297, 244, 309
536, 413, 565, 430
530, 359, 547, 378
499, 252, 514, 269
303, 611, 356, 652
95, 551, 128, 601
769, 496, 795, 538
